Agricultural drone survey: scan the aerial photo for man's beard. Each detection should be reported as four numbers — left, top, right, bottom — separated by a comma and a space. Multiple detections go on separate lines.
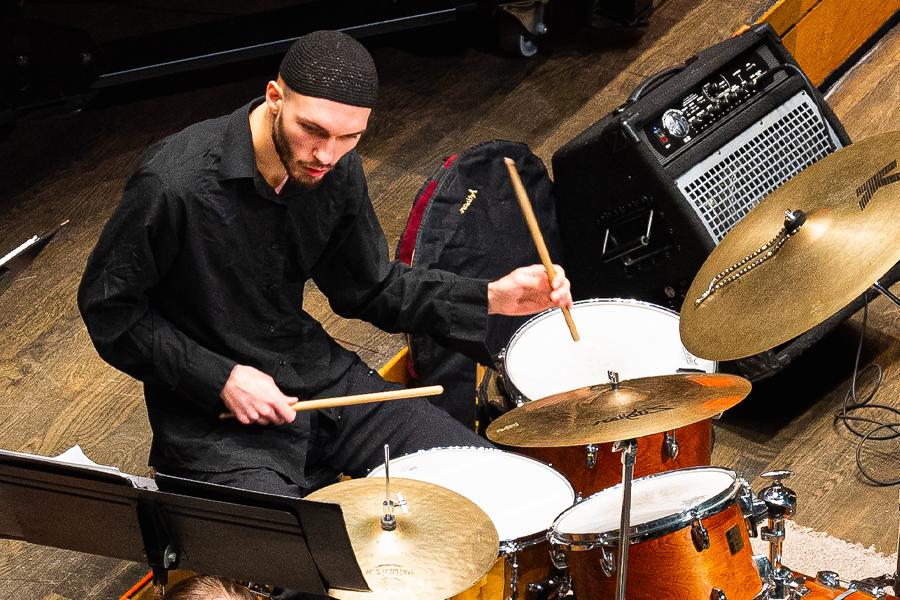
272, 111, 328, 188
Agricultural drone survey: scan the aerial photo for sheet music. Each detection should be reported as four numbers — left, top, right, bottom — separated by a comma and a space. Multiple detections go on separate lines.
0, 445, 129, 479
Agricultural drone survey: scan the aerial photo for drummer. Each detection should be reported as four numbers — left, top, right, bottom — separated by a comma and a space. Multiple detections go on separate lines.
77, 30, 572, 500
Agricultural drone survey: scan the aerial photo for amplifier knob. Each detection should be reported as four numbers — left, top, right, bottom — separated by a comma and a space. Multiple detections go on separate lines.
662, 109, 691, 138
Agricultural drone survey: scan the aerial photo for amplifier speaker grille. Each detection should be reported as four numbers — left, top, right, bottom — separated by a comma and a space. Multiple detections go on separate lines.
676, 91, 841, 242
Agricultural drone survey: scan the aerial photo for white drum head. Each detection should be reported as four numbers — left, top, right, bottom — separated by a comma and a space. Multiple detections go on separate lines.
504, 299, 715, 401
554, 468, 737, 537
368, 447, 574, 543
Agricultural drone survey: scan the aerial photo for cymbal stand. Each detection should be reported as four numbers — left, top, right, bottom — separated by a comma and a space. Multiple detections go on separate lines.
610, 371, 638, 600
873, 282, 900, 308
613, 437, 638, 600
757, 471, 809, 600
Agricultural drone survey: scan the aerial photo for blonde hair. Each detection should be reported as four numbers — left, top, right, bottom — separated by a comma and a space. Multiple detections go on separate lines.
163, 575, 256, 600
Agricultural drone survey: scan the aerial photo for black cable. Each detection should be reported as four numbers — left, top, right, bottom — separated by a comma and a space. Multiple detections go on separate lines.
833, 298, 900, 486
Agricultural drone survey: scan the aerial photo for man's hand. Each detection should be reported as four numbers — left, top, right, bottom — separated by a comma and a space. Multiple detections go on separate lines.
221, 364, 298, 425
487, 264, 573, 316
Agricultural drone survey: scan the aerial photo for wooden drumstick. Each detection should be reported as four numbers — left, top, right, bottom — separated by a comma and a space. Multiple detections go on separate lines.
504, 157, 580, 342
218, 385, 444, 420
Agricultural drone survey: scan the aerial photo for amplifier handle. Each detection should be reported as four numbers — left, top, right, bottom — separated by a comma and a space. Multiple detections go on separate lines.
616, 56, 699, 113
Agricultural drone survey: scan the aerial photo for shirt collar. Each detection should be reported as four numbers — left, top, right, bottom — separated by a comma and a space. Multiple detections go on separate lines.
219, 97, 265, 181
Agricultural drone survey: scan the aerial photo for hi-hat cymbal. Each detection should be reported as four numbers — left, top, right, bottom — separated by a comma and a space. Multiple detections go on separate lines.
306, 477, 499, 600
486, 372, 750, 447
680, 131, 900, 361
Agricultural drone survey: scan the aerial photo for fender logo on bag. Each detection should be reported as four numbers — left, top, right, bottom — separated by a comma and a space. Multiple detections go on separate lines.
856, 160, 899, 210
459, 188, 478, 214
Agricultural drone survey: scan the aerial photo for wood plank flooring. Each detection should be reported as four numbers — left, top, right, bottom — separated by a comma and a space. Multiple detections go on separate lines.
0, 2, 896, 598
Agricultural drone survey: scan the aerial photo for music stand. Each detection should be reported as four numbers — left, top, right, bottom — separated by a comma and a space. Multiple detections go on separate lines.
0, 449, 368, 596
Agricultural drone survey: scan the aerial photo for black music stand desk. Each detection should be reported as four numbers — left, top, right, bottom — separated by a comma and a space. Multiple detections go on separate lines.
0, 449, 368, 596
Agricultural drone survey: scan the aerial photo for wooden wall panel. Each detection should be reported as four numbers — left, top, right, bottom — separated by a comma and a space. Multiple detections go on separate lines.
758, 0, 899, 84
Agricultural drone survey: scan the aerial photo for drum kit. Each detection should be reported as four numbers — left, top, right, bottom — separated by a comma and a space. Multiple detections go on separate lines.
308, 131, 900, 599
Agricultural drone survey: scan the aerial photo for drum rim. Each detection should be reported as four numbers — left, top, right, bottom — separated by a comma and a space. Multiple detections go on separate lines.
548, 466, 741, 551
498, 297, 716, 404
366, 445, 576, 549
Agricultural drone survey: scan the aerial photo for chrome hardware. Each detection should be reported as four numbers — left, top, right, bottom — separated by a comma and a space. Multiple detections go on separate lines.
738, 479, 768, 538
585, 444, 598, 469
507, 550, 520, 600
664, 430, 679, 459
710, 588, 727, 600
554, 574, 572, 599
816, 571, 840, 589
759, 471, 797, 519
599, 546, 616, 577
833, 587, 858, 600
787, 575, 810, 597
692, 516, 710, 551
753, 555, 773, 581
850, 578, 890, 598
608, 370, 620, 389
759, 470, 796, 576
549, 545, 567, 570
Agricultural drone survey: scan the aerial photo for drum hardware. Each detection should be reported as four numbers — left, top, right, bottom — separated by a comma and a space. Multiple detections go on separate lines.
815, 571, 840, 588
737, 480, 769, 538
612, 436, 638, 600
691, 515, 711, 551
585, 444, 599, 469
664, 431, 679, 459
379, 444, 408, 531
814, 571, 893, 599
712, 589, 728, 600
680, 131, 900, 362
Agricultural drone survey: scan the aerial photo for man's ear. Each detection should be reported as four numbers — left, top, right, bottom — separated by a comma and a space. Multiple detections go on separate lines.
265, 80, 284, 113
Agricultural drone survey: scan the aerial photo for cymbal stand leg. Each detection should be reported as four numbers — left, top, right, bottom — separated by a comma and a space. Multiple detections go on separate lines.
613, 438, 638, 600
873, 282, 900, 308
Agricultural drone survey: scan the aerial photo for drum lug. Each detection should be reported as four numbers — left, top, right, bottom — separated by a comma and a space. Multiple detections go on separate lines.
505, 548, 520, 600
585, 444, 598, 469
664, 430, 679, 459
549, 545, 568, 571
599, 546, 616, 577
691, 516, 710, 552
710, 588, 727, 600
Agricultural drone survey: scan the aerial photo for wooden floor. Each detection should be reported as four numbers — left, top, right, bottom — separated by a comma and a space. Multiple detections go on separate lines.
0, 1, 897, 598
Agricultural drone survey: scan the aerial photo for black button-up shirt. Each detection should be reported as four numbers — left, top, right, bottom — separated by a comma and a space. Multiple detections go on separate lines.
78, 99, 489, 484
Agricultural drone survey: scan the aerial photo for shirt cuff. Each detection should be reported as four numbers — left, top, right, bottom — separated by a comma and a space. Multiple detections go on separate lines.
181, 346, 237, 410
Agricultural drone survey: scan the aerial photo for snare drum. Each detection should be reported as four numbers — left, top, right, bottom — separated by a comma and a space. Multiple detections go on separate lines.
498, 298, 717, 498
368, 447, 575, 599
549, 467, 763, 600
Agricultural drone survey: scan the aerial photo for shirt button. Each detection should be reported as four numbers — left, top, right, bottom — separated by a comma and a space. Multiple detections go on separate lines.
270, 242, 280, 250
267, 324, 276, 334
266, 283, 276, 292
279, 360, 286, 367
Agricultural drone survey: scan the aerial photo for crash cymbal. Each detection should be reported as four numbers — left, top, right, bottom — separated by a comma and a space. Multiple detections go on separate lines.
680, 131, 900, 361
486, 372, 750, 447
306, 477, 499, 600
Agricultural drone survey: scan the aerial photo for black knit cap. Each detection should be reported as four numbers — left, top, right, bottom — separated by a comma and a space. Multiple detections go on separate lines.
279, 30, 378, 108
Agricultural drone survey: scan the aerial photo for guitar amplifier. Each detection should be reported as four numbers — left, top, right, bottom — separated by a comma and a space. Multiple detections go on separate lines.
551, 24, 866, 380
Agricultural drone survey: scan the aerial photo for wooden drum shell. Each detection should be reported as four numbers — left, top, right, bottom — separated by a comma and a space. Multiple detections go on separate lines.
559, 502, 762, 600
517, 418, 713, 499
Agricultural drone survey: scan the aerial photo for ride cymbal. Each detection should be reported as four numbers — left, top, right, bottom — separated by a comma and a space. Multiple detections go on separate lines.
306, 477, 499, 600
486, 372, 750, 447
680, 131, 900, 361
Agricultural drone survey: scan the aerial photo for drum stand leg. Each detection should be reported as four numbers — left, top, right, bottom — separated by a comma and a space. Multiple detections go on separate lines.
612, 438, 638, 600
